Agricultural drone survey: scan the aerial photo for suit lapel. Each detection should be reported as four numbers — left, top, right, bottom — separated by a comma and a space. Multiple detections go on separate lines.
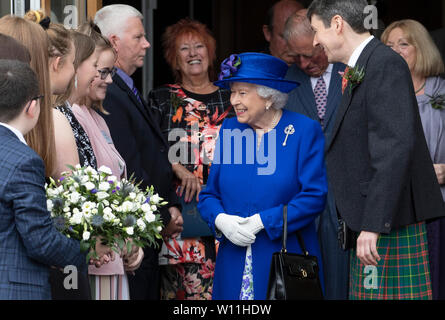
299, 75, 319, 120
326, 38, 380, 151
113, 74, 168, 147
287, 66, 318, 119
324, 63, 344, 130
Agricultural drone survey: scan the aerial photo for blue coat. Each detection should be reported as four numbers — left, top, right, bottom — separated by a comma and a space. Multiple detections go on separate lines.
0, 126, 86, 300
285, 64, 350, 300
198, 110, 327, 300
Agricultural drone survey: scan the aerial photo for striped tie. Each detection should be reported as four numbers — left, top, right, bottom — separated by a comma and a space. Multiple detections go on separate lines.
132, 85, 143, 105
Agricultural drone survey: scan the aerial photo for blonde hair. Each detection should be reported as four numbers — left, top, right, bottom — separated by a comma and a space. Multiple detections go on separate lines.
381, 19, 445, 77
24, 9, 45, 24
78, 20, 116, 114
25, 10, 73, 61
0, 15, 56, 177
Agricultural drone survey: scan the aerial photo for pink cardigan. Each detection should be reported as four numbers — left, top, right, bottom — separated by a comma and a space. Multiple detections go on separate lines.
72, 104, 127, 275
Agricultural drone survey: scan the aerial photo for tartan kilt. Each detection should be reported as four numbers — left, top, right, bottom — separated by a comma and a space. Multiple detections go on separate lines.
349, 222, 432, 300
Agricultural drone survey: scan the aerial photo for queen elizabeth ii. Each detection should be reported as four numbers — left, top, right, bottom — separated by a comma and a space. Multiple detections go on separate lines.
198, 52, 327, 300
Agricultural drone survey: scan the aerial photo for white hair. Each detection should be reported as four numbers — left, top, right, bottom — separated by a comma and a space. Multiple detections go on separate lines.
94, 5, 143, 39
283, 13, 314, 42
256, 85, 289, 110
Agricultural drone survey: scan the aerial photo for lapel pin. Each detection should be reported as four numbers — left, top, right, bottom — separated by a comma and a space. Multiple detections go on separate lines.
283, 125, 295, 146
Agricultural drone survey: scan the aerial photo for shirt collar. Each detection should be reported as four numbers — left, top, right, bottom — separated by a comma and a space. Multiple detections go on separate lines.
324, 63, 333, 75
0, 122, 27, 145
347, 35, 374, 68
116, 67, 134, 90
310, 64, 333, 81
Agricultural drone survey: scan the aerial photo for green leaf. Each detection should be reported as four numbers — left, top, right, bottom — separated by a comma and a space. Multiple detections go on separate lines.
126, 241, 133, 256
80, 240, 91, 253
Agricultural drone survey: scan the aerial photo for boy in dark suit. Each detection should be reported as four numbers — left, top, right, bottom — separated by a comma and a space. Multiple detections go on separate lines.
0, 60, 91, 299
308, 0, 445, 300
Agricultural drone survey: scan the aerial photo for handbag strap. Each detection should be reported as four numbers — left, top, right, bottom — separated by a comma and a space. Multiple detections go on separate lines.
282, 205, 309, 256
282, 205, 288, 253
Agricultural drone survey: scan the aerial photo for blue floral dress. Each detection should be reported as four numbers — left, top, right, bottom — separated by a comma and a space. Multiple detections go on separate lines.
240, 245, 254, 300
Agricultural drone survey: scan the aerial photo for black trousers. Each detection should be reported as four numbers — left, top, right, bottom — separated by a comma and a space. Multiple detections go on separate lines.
127, 246, 161, 300
49, 268, 91, 300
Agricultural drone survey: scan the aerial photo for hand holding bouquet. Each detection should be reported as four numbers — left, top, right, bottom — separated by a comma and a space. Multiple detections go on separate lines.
46, 165, 166, 262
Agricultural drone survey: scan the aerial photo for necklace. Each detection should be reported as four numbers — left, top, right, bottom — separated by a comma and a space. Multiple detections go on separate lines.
256, 109, 282, 150
415, 81, 426, 94
267, 108, 282, 132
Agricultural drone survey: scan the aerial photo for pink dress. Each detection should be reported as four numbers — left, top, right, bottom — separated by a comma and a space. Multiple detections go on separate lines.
72, 104, 129, 299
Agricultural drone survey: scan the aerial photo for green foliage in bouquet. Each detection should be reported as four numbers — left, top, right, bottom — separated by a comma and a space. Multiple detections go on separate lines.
46, 165, 167, 262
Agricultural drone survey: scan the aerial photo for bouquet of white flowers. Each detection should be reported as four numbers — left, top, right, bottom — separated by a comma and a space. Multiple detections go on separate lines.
46, 165, 166, 261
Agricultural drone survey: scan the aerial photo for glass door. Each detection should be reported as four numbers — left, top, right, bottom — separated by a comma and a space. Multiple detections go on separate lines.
0, 1, 12, 18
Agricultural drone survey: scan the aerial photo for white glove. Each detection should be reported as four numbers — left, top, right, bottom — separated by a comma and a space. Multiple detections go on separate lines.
215, 213, 256, 247
240, 214, 264, 235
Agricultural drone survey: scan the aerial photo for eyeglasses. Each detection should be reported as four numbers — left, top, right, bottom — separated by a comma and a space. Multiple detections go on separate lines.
387, 42, 412, 52
97, 67, 117, 80
25, 95, 44, 113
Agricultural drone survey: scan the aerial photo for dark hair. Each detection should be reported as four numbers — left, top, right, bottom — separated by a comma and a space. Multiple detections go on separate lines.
0, 59, 39, 123
307, 0, 369, 34
0, 33, 31, 63
265, 0, 305, 32
265, 4, 275, 32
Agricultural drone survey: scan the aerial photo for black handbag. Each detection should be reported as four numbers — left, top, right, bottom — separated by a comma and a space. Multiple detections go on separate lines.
267, 205, 324, 300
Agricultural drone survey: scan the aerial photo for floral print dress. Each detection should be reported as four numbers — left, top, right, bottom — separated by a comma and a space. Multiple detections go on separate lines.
148, 85, 234, 300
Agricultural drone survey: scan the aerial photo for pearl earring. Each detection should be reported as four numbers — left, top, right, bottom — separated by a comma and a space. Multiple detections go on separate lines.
74, 75, 78, 89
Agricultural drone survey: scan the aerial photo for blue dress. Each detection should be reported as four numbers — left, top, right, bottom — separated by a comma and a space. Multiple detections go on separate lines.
198, 109, 327, 300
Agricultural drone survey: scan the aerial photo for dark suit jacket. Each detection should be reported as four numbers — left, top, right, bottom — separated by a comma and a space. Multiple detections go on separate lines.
286, 63, 349, 300
0, 126, 86, 300
285, 63, 345, 138
102, 74, 178, 227
326, 38, 445, 234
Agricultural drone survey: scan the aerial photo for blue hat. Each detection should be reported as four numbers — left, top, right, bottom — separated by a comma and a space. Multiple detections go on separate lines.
214, 52, 299, 93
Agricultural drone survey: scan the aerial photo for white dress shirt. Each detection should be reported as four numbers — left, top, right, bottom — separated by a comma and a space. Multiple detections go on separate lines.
310, 63, 334, 95
347, 35, 374, 68
0, 122, 27, 145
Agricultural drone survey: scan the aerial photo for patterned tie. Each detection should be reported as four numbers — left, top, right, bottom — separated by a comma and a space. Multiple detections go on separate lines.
132, 85, 143, 105
314, 76, 328, 128
341, 66, 350, 95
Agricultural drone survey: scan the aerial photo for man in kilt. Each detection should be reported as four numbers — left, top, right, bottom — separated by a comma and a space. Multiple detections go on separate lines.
308, 0, 445, 300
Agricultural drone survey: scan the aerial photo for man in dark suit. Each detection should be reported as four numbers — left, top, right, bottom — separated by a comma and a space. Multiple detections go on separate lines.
0, 60, 87, 300
95, 5, 183, 300
283, 10, 348, 300
263, 0, 305, 65
308, 0, 445, 300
